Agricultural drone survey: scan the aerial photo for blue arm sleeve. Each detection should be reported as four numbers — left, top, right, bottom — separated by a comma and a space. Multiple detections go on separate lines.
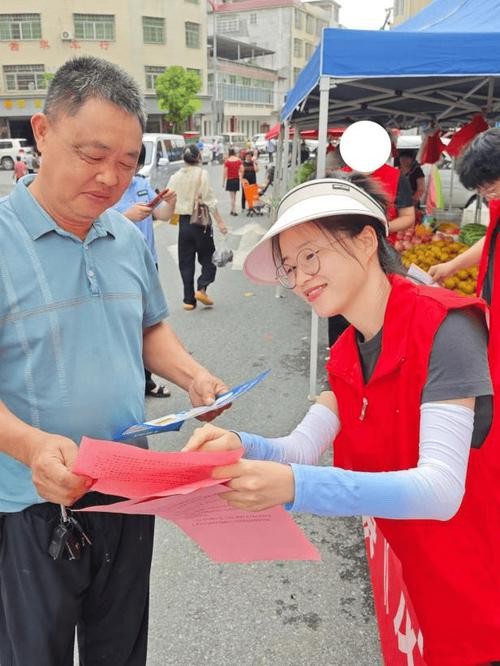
242, 403, 473, 521
239, 432, 285, 461
290, 403, 473, 520
239, 403, 338, 464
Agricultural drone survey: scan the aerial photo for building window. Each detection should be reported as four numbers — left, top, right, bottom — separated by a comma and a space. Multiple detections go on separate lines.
74, 14, 114, 40
145, 66, 165, 90
3, 64, 46, 91
218, 16, 240, 33
209, 79, 274, 105
293, 38, 303, 58
143, 17, 165, 44
250, 13, 257, 24
305, 42, 313, 59
0, 13, 42, 40
185, 21, 200, 48
305, 14, 315, 34
294, 9, 304, 30
293, 67, 302, 84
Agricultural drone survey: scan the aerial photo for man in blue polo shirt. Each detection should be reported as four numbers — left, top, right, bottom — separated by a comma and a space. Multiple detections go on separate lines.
0, 56, 228, 666
114, 144, 176, 398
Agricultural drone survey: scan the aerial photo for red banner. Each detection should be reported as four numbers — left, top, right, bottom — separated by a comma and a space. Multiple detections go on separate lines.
445, 114, 489, 158
420, 130, 445, 165
363, 517, 426, 666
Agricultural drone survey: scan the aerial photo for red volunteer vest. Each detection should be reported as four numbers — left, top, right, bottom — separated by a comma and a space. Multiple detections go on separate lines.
327, 275, 500, 666
371, 163, 400, 222
343, 164, 401, 243
372, 164, 400, 246
477, 199, 500, 393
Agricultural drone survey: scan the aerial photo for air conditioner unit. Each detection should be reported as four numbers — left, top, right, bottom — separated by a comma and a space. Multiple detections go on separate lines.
61, 30, 73, 41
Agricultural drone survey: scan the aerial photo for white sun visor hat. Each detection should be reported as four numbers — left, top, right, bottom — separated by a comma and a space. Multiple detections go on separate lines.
243, 178, 389, 285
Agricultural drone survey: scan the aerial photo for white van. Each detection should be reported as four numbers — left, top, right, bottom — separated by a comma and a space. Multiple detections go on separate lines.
222, 133, 246, 152
0, 138, 33, 170
139, 133, 185, 190
396, 134, 422, 151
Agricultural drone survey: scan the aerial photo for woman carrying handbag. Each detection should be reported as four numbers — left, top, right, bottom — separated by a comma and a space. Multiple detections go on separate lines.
168, 145, 227, 310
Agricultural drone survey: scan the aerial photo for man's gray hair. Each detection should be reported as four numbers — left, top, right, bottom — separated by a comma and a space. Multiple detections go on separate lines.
44, 56, 146, 130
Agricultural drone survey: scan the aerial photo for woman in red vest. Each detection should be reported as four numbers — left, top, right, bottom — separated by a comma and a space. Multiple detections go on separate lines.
184, 174, 500, 666
429, 128, 500, 396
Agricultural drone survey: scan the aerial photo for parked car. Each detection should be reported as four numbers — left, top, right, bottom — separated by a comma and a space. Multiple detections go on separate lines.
0, 138, 33, 170
252, 133, 267, 154
139, 133, 185, 190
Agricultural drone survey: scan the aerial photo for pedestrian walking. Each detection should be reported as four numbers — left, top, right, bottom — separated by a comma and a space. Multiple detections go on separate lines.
0, 55, 229, 666
24, 150, 36, 174
266, 137, 276, 163
223, 147, 242, 216
184, 174, 500, 666
13, 155, 27, 181
240, 151, 259, 211
299, 139, 310, 164
168, 145, 228, 310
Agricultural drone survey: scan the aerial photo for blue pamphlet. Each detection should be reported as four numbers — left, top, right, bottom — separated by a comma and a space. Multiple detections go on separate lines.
116, 369, 270, 441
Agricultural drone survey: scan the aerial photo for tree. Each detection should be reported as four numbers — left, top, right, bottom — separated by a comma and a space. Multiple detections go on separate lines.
43, 72, 55, 88
155, 66, 202, 133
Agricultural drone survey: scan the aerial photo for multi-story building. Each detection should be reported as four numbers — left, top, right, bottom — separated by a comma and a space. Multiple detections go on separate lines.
0, 0, 208, 140
392, 0, 433, 27
212, 0, 340, 118
203, 32, 279, 137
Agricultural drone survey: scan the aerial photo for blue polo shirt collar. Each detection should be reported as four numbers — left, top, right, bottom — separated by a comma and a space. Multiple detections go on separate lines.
10, 175, 116, 242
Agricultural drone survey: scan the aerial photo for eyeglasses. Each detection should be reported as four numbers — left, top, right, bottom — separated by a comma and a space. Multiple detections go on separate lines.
276, 247, 323, 289
477, 182, 499, 200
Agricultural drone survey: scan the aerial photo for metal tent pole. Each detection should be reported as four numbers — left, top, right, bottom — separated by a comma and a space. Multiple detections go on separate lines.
308, 75, 330, 400
274, 122, 290, 299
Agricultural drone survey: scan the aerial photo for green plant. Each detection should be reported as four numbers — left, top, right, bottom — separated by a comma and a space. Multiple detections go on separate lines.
295, 159, 316, 184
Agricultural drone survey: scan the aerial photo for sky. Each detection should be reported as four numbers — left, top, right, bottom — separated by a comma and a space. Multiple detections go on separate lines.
338, 0, 394, 29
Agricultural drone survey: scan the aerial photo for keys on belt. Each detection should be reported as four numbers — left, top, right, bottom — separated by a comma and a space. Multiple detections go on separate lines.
48, 504, 92, 561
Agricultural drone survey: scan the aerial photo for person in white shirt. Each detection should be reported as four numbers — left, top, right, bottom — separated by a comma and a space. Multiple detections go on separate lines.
168, 145, 227, 310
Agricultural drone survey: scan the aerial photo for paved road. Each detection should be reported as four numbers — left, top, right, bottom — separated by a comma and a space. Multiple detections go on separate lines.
0, 165, 382, 665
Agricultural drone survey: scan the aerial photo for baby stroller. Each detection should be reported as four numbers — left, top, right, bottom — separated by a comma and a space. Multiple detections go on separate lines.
241, 178, 265, 216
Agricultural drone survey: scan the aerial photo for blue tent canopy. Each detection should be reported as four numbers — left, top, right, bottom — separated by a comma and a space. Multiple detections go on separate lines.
281, 0, 500, 128
393, 0, 500, 32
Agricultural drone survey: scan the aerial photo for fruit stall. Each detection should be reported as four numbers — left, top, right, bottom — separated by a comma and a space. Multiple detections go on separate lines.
394, 222, 487, 296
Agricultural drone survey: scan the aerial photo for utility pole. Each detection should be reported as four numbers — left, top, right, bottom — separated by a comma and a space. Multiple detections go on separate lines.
380, 6, 393, 30
207, 0, 219, 135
